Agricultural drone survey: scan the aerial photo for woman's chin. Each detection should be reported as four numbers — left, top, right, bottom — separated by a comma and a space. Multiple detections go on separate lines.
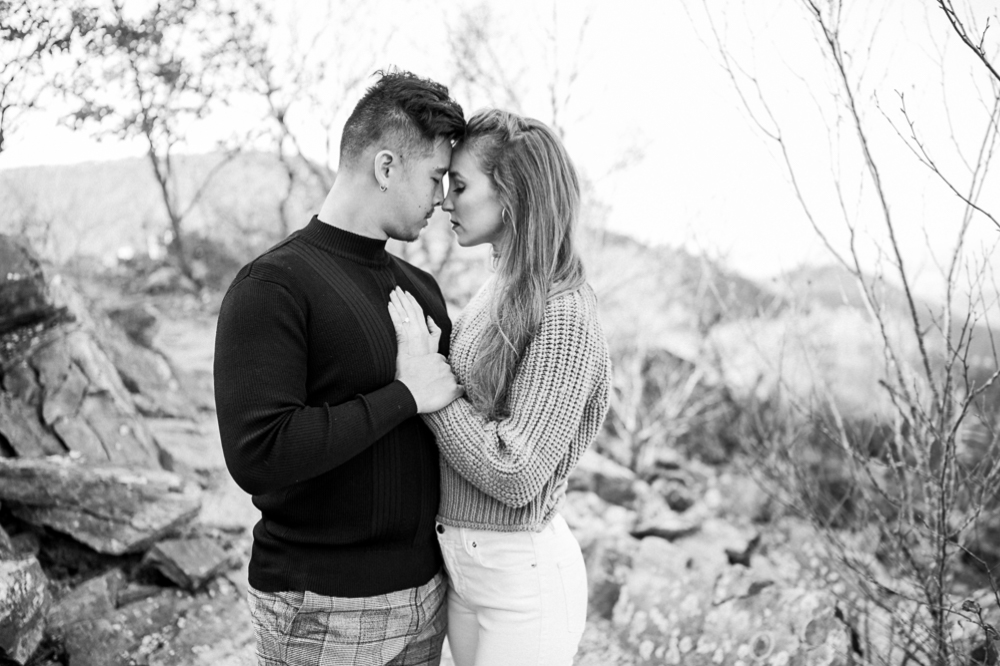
454, 232, 481, 248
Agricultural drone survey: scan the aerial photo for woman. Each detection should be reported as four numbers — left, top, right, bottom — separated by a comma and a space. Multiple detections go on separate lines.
388, 109, 611, 666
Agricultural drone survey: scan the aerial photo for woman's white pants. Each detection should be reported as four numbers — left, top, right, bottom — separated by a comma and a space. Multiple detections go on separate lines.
436, 513, 588, 666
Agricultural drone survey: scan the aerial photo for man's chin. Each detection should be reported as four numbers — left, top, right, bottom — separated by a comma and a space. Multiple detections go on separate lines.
388, 227, 425, 243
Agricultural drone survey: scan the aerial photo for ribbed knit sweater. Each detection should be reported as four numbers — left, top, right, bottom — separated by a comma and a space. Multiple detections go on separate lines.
214, 216, 450, 597
423, 278, 612, 532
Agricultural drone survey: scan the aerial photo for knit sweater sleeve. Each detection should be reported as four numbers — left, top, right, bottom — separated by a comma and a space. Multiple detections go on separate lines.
214, 272, 416, 496
422, 290, 604, 508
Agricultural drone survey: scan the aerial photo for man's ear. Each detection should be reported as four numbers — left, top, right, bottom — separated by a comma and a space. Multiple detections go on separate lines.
373, 150, 397, 191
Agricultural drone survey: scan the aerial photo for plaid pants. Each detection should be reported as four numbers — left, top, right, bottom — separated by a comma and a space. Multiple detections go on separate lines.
247, 571, 447, 666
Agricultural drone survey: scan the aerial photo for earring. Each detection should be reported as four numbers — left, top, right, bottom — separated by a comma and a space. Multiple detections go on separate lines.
379, 184, 387, 192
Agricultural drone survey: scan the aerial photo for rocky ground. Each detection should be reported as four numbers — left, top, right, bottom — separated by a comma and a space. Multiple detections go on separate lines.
0, 279, 837, 666
3, 238, 998, 666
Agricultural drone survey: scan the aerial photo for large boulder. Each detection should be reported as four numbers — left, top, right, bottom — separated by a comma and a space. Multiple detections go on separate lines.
47, 568, 126, 633
142, 537, 233, 591
2, 320, 166, 467
612, 535, 720, 657
53, 588, 196, 666
0, 456, 201, 555
612, 523, 850, 665
130, 578, 255, 666
146, 418, 226, 477
0, 557, 49, 663
12, 328, 164, 465
1, 234, 194, 467
50, 282, 197, 421
45, 573, 253, 666
698, 567, 848, 666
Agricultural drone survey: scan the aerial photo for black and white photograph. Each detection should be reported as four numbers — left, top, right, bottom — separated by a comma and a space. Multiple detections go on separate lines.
1, 1, 998, 664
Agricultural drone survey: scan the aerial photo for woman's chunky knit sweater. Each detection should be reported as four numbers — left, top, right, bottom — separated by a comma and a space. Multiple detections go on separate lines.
423, 278, 612, 532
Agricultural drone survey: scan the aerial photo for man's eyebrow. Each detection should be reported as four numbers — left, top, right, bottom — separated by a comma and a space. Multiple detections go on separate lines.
434, 166, 449, 174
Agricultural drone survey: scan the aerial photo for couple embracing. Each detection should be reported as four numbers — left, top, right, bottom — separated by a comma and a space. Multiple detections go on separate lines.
214, 69, 612, 666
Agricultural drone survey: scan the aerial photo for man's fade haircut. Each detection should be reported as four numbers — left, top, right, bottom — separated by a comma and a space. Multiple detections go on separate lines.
339, 70, 465, 170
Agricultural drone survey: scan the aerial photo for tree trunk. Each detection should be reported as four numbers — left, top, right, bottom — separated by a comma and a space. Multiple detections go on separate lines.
146, 150, 199, 287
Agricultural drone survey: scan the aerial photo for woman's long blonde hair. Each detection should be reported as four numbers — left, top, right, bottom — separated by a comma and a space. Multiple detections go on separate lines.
462, 109, 586, 420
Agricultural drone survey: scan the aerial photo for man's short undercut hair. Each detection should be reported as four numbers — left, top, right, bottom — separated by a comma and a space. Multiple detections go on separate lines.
340, 69, 465, 170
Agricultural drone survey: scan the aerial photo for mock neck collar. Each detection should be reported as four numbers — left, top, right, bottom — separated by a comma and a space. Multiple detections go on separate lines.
300, 216, 390, 267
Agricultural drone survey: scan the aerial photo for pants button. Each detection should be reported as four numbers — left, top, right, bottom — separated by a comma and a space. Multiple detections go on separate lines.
436, 524, 445, 534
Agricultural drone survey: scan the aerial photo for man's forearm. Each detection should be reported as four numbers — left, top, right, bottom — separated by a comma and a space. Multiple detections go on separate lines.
218, 380, 416, 495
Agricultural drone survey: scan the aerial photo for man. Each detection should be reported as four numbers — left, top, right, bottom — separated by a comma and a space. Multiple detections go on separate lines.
214, 70, 465, 665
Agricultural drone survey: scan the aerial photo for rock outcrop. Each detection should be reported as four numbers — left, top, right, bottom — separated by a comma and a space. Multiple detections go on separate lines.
0, 557, 49, 663
1, 233, 197, 468
52, 281, 197, 421
3, 328, 165, 465
613, 533, 851, 665
0, 235, 250, 664
143, 537, 232, 591
46, 568, 126, 634
0, 457, 201, 555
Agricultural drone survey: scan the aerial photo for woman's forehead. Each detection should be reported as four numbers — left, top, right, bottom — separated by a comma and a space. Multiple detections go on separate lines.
409, 139, 451, 172
449, 147, 484, 177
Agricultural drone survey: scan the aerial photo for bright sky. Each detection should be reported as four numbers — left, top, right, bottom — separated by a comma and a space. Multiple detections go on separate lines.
2, 0, 998, 300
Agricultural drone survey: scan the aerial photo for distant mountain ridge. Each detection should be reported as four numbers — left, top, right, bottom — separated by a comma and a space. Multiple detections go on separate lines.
0, 151, 329, 263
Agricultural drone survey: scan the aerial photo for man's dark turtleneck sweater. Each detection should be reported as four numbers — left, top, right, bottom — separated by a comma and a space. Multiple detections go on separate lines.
214, 216, 450, 598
